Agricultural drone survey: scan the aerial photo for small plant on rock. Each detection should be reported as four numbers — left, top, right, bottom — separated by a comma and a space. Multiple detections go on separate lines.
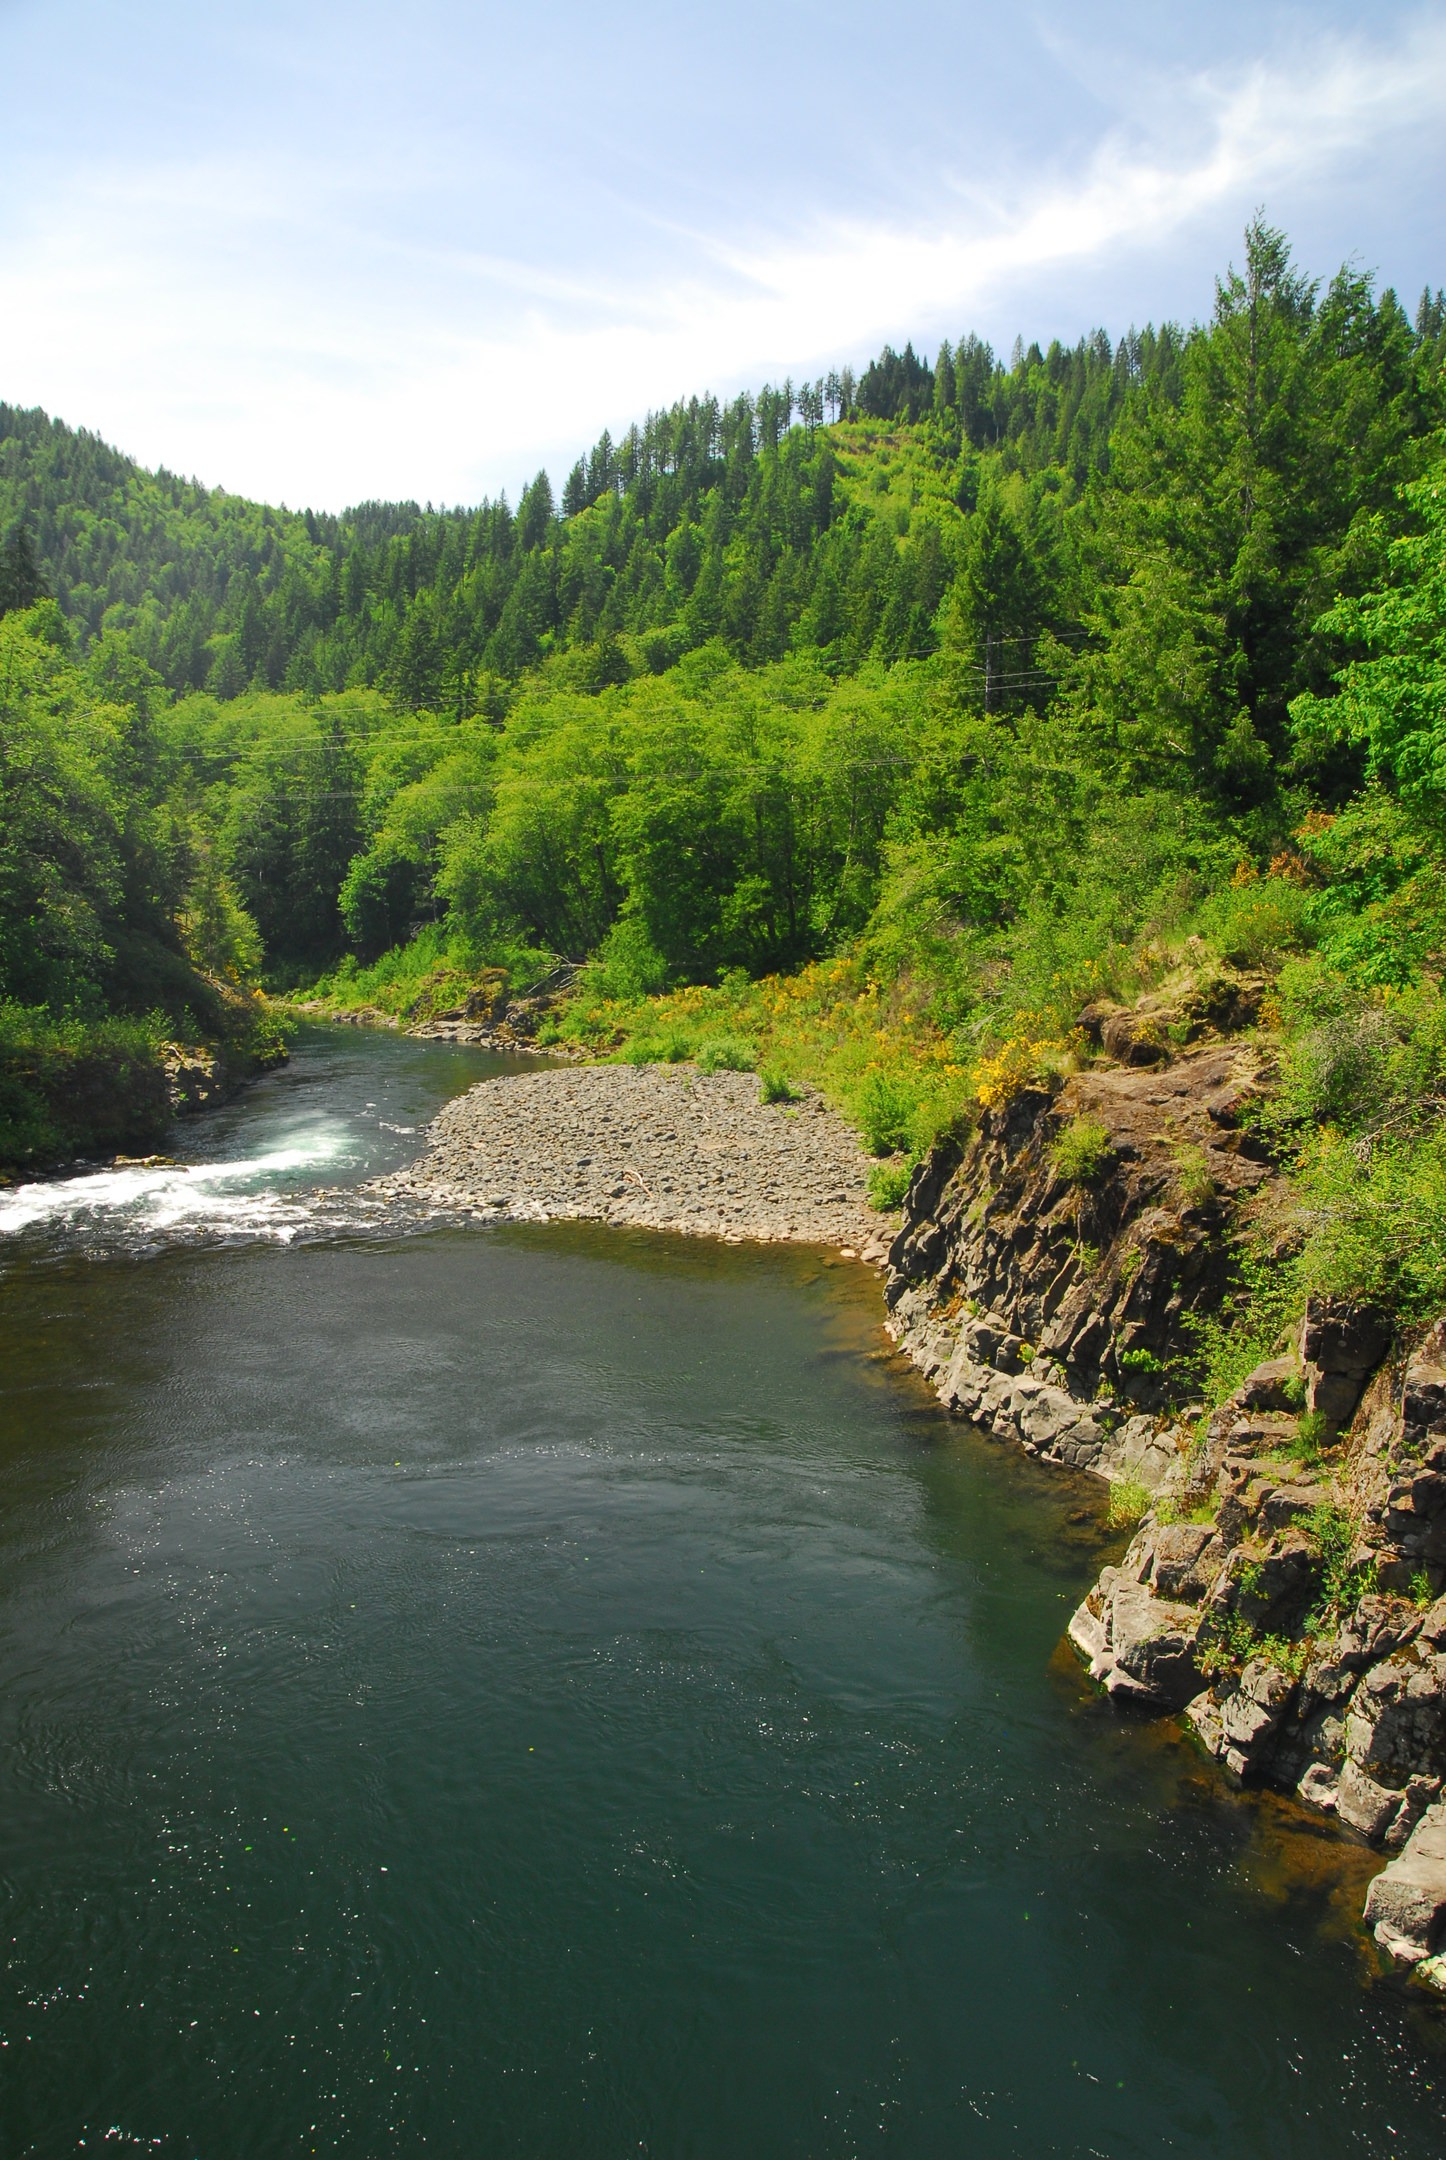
1171, 1142, 1217, 1207
759, 1068, 800, 1104
1050, 1114, 1114, 1184
1287, 1409, 1330, 1468
1118, 1345, 1167, 1376
1304, 1501, 1376, 1628
1106, 1477, 1153, 1527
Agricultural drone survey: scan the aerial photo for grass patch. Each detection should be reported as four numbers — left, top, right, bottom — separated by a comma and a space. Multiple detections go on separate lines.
1286, 1409, 1330, 1469
1171, 1142, 1217, 1208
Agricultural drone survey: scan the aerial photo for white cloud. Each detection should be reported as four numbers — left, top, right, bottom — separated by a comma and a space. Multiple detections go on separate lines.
3, 15, 1444, 508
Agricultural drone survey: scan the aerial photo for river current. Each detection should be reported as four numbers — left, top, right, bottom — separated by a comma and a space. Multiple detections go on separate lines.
0, 1028, 1441, 2155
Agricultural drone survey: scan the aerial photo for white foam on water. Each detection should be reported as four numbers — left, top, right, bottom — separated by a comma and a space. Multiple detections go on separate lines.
0, 1126, 354, 1246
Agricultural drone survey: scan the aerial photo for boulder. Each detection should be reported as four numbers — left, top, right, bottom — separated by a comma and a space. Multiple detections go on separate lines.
1343, 1646, 1446, 1786
1298, 1761, 1341, 1811
1149, 1523, 1217, 1600
1300, 1298, 1393, 1378
1338, 1759, 1404, 1841
1068, 1573, 1203, 1710
1215, 1658, 1297, 1779
1105, 1580, 1204, 1708
1296, 1296, 1391, 1434
1401, 1337, 1446, 1449
1235, 1356, 1300, 1412
1363, 1802, 1446, 1963
1099, 1006, 1172, 1065
1384, 1462, 1446, 1568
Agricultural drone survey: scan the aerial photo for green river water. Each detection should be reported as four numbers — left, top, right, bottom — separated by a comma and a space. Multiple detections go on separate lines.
0, 1028, 1441, 2156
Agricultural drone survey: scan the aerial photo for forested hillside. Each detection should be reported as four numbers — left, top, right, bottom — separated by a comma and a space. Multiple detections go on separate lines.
5, 221, 1446, 1235
2, 319, 1192, 702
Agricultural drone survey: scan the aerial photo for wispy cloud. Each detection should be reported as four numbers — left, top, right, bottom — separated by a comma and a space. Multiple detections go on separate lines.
3, 15, 1443, 507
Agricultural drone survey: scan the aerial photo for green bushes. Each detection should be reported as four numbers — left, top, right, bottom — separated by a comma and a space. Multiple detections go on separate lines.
1118, 1346, 1167, 1376
867, 1158, 915, 1210
696, 1035, 758, 1073
0, 1003, 172, 1169
759, 1068, 800, 1104
851, 1070, 918, 1156
1050, 1115, 1113, 1184
619, 1032, 693, 1066
1304, 1501, 1376, 1626
1293, 1124, 1446, 1319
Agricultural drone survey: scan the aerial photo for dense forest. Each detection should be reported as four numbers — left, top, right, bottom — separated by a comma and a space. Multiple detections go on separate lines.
6, 219, 1446, 1334
1, 319, 1187, 702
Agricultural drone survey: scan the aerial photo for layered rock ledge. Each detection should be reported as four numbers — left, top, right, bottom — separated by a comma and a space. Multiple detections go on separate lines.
372, 1063, 887, 1255
876, 997, 1446, 1993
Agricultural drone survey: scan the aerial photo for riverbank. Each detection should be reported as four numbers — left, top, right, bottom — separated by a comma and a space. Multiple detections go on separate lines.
871, 1001, 1446, 1999
278, 1026, 1446, 1996
371, 1062, 889, 1256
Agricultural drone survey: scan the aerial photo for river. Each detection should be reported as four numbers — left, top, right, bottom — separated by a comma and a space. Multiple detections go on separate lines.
0, 1027, 1441, 2155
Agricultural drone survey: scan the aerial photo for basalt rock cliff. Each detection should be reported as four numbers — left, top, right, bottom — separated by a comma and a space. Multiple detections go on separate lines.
883, 994, 1446, 1994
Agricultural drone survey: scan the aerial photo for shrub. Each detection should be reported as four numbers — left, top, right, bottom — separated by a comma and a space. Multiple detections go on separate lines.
1303, 1501, 1375, 1626
1200, 870, 1315, 970
620, 1032, 693, 1065
1106, 1477, 1153, 1527
1118, 1346, 1167, 1375
584, 917, 671, 1000
867, 1158, 915, 1211
0, 1003, 174, 1168
852, 1070, 917, 1156
1050, 1114, 1114, 1184
1293, 1124, 1446, 1319
696, 1035, 757, 1073
759, 1067, 800, 1104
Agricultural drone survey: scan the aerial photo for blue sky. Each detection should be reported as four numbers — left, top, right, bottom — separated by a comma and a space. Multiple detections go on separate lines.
2, 0, 1444, 511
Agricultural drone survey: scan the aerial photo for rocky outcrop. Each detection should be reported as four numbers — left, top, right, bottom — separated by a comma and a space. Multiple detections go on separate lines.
885, 1038, 1271, 1485
881, 1003, 1446, 1989
1364, 1802, 1446, 1974
1067, 1323, 1446, 1989
411, 963, 582, 1052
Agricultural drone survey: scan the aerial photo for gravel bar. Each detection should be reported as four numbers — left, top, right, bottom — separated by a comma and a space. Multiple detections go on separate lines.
371, 1064, 891, 1259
